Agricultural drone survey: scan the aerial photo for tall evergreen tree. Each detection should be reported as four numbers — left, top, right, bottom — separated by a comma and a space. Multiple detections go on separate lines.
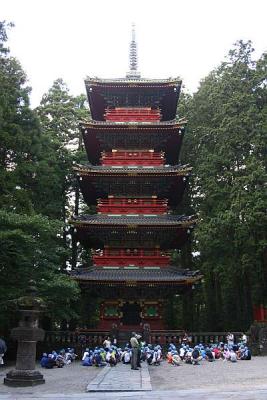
36, 80, 88, 270
181, 41, 267, 330
0, 22, 81, 333
0, 21, 42, 214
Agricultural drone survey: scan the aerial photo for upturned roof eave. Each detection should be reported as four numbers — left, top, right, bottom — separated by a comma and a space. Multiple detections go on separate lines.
79, 118, 188, 129
70, 215, 197, 228
84, 76, 182, 86
73, 164, 192, 176
73, 278, 200, 285
70, 267, 202, 284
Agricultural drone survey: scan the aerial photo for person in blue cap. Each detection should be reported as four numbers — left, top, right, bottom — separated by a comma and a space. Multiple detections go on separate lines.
40, 353, 49, 368
191, 346, 201, 365
82, 350, 93, 366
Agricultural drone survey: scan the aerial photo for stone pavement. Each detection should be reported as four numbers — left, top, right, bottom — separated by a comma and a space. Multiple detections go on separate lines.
1, 387, 267, 399
87, 362, 152, 392
1, 358, 267, 399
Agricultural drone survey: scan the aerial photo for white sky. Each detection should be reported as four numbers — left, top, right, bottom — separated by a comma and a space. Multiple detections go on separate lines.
2, 0, 267, 107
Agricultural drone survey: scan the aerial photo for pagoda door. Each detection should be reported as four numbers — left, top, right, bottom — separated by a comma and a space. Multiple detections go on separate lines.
121, 302, 141, 325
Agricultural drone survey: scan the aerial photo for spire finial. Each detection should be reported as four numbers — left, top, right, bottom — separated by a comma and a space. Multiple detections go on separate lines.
126, 23, 141, 79
131, 23, 136, 42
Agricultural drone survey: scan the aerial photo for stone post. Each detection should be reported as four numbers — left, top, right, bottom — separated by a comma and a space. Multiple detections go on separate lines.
4, 283, 45, 387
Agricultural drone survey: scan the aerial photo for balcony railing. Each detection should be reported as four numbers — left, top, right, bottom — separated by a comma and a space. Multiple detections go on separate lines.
105, 107, 161, 123
97, 198, 169, 215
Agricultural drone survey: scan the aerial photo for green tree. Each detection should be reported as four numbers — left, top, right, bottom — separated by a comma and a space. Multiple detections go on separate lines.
0, 21, 42, 214
36, 80, 88, 270
181, 41, 267, 330
0, 210, 80, 332
0, 22, 81, 333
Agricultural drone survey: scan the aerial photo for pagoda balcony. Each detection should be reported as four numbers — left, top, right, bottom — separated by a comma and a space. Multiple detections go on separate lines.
97, 198, 168, 214
93, 256, 170, 267
101, 150, 165, 166
92, 248, 171, 266
81, 121, 186, 165
105, 107, 161, 122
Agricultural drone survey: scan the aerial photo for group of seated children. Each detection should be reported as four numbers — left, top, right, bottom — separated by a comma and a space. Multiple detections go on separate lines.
81, 342, 163, 367
40, 334, 251, 369
40, 348, 77, 368
166, 340, 251, 366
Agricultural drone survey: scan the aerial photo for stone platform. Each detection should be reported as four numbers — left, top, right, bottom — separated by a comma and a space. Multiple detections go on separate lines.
87, 363, 152, 392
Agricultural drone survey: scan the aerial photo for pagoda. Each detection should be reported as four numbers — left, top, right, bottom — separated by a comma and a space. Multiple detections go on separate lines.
71, 25, 201, 331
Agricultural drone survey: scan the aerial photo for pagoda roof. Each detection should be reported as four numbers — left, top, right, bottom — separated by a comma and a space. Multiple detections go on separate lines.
85, 76, 182, 86
80, 120, 186, 165
81, 118, 186, 127
71, 214, 195, 249
71, 265, 201, 285
85, 77, 182, 121
71, 214, 195, 227
74, 163, 191, 176
75, 164, 190, 207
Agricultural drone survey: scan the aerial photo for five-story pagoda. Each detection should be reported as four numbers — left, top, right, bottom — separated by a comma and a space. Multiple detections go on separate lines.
71, 26, 201, 331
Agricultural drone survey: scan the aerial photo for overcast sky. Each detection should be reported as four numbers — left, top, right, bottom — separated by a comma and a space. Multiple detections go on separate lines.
2, 0, 267, 107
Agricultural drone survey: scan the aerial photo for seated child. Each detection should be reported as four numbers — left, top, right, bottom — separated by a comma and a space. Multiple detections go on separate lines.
40, 353, 49, 368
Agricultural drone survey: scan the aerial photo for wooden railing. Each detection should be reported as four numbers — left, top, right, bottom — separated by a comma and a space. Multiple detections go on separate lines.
150, 331, 245, 345
105, 107, 161, 122
44, 330, 109, 348
43, 330, 246, 348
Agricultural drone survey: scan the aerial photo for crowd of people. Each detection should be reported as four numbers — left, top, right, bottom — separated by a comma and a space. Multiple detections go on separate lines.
39, 332, 251, 370
40, 348, 77, 368
166, 341, 251, 365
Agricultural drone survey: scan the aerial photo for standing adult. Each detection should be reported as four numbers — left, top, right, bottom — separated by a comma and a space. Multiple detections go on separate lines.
130, 332, 139, 370
0, 337, 7, 366
103, 336, 111, 351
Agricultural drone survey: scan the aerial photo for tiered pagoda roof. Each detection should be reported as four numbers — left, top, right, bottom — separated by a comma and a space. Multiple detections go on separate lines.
75, 163, 191, 206
80, 119, 186, 165
85, 77, 182, 121
71, 214, 195, 226
74, 163, 191, 174
72, 266, 200, 285
71, 214, 196, 250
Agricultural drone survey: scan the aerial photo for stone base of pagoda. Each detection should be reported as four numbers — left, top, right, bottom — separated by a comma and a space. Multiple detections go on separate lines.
4, 369, 45, 387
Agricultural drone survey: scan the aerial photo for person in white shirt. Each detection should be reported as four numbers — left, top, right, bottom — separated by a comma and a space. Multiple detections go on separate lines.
230, 349, 237, 362
227, 333, 234, 347
82, 348, 90, 361
241, 333, 247, 344
179, 346, 186, 361
103, 336, 111, 350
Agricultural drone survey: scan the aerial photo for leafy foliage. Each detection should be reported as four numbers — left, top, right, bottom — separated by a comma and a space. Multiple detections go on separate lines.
180, 41, 267, 330
0, 22, 81, 333
0, 210, 80, 330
